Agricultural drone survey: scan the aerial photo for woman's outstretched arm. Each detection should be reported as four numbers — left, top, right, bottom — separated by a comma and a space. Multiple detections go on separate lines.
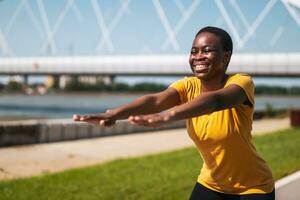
73, 87, 181, 126
129, 84, 249, 127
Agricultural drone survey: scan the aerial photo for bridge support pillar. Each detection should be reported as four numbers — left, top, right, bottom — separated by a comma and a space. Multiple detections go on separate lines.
46, 75, 59, 89
102, 75, 115, 85
77, 75, 115, 85
59, 75, 71, 89
23, 75, 29, 85
46, 75, 70, 90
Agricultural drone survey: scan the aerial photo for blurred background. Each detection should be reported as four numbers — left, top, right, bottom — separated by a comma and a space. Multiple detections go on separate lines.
0, 1, 300, 199
0, 0, 300, 120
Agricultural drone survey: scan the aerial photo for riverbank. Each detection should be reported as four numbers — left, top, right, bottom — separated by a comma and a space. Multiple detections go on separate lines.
2, 90, 300, 98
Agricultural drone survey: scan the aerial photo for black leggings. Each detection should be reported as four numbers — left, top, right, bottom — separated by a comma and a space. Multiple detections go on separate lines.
189, 182, 275, 200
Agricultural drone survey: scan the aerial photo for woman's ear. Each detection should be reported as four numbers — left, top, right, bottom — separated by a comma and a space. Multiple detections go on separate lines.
223, 51, 232, 69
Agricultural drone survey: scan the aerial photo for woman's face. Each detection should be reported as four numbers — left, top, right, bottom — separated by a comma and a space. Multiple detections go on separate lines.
189, 32, 230, 81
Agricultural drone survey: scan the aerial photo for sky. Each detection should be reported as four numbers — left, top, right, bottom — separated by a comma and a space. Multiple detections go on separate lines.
0, 0, 300, 57
0, 0, 299, 86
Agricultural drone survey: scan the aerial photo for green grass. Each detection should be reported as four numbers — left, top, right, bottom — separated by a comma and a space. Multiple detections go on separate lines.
1, 128, 300, 200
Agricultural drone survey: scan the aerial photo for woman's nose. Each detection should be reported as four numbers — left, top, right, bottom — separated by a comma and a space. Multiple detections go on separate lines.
194, 51, 205, 60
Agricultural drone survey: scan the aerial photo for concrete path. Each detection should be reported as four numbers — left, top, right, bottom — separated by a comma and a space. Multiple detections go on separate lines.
0, 128, 193, 180
275, 171, 300, 200
0, 117, 290, 180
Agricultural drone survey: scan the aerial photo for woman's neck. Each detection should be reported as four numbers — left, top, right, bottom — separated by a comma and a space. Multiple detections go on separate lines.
200, 74, 228, 93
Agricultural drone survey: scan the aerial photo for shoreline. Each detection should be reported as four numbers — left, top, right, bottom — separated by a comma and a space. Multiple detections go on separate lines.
0, 91, 147, 96
1, 91, 300, 98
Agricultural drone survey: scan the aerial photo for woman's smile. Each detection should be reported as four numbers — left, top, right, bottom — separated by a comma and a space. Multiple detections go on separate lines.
194, 64, 210, 74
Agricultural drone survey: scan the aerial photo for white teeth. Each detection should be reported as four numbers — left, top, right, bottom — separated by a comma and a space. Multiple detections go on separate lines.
195, 65, 208, 70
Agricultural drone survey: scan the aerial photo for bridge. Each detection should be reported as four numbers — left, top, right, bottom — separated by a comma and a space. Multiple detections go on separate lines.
1, 1, 300, 87
0, 53, 299, 77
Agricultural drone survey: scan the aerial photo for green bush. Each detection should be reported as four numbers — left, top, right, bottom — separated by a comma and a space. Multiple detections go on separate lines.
255, 86, 288, 95
0, 83, 5, 91
265, 103, 277, 117
131, 83, 167, 92
255, 85, 300, 95
5, 81, 23, 92
64, 79, 167, 93
289, 87, 300, 95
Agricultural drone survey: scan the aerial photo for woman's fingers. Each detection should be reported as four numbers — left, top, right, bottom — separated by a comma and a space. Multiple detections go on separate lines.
128, 113, 171, 127
100, 119, 116, 127
73, 113, 104, 121
73, 114, 89, 121
73, 114, 80, 121
74, 111, 170, 128
73, 113, 116, 127
73, 114, 91, 121
128, 114, 164, 127
128, 116, 147, 125
132, 116, 150, 124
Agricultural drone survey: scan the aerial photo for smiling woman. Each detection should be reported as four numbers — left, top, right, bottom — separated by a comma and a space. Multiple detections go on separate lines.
73, 26, 275, 200
189, 27, 232, 83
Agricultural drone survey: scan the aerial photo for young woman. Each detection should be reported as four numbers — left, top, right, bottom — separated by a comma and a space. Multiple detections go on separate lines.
73, 26, 275, 200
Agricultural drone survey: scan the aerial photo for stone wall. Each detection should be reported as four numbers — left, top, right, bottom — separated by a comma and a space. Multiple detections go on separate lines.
0, 119, 186, 147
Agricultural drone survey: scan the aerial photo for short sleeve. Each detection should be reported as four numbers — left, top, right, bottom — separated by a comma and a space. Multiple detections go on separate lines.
169, 79, 187, 104
226, 74, 254, 105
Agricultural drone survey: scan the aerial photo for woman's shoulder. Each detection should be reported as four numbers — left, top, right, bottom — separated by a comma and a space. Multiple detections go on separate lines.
180, 76, 199, 84
171, 76, 198, 86
170, 76, 199, 93
227, 73, 253, 83
228, 73, 252, 79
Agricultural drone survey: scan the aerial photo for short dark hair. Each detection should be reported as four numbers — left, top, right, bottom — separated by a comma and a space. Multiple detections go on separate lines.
196, 26, 233, 53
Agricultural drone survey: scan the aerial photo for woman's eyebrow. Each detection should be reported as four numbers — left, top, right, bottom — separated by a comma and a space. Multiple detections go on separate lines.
193, 44, 215, 48
202, 45, 215, 48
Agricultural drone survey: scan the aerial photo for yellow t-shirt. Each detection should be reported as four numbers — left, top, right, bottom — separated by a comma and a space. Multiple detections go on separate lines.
170, 73, 274, 195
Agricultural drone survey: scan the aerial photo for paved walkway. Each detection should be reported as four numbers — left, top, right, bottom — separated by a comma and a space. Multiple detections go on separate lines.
0, 117, 290, 180
275, 170, 300, 200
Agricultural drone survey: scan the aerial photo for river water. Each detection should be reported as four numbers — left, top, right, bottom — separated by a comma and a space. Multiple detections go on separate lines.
0, 94, 299, 119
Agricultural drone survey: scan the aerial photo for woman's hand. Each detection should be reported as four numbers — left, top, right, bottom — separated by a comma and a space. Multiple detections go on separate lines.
128, 111, 175, 127
73, 110, 116, 127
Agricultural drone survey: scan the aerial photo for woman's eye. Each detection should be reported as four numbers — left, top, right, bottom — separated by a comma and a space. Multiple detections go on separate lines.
191, 50, 197, 54
205, 49, 216, 53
